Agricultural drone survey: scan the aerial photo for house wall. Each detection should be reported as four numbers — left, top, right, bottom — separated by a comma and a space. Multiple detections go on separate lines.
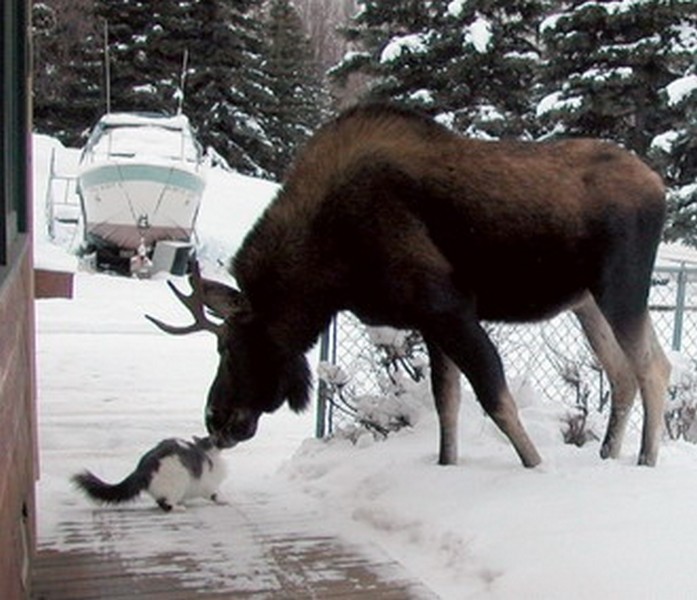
1, 0, 36, 596
0, 238, 37, 599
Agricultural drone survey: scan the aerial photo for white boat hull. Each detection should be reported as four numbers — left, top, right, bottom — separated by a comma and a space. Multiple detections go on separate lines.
78, 162, 205, 251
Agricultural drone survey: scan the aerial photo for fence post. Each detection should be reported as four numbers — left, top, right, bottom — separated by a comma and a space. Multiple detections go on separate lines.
672, 264, 687, 352
315, 316, 337, 438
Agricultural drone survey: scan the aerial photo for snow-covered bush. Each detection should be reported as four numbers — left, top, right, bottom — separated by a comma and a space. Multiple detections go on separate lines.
317, 326, 430, 442
665, 353, 697, 443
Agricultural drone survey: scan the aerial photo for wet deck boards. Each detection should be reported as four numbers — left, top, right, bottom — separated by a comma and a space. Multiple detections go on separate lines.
31, 492, 438, 599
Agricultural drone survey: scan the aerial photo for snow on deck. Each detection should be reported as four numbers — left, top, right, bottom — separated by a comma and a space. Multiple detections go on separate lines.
32, 492, 436, 599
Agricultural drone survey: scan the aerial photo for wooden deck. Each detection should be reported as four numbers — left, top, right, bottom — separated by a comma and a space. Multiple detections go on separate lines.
31, 492, 438, 599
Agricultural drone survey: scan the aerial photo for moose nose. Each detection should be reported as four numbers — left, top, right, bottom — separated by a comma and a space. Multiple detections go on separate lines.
205, 406, 259, 446
205, 404, 228, 435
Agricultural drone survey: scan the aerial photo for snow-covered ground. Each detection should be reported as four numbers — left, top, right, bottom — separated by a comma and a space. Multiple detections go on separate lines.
34, 134, 697, 599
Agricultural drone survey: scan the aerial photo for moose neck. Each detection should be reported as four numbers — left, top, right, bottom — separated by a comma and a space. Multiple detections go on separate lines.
233, 196, 345, 356
259, 298, 335, 356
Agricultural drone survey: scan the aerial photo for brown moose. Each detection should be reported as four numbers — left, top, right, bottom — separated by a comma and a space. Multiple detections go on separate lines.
148, 103, 670, 467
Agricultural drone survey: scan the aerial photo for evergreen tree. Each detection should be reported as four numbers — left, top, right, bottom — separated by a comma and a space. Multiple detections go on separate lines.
437, 0, 550, 137
651, 67, 697, 244
32, 0, 104, 145
331, 0, 549, 138
537, 0, 695, 154
262, 0, 330, 176
538, 0, 696, 245
145, 0, 279, 177
95, 0, 165, 113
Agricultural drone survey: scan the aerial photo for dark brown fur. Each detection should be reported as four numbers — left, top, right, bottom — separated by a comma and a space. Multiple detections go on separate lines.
160, 103, 670, 467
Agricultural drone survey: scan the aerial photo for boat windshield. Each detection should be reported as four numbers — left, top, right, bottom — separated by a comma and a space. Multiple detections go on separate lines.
81, 114, 202, 167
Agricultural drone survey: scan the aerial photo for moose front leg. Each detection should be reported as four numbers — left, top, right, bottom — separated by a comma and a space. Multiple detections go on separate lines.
425, 313, 542, 468
427, 341, 461, 465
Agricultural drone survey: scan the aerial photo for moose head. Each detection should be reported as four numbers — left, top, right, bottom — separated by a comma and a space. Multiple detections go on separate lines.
146, 262, 311, 448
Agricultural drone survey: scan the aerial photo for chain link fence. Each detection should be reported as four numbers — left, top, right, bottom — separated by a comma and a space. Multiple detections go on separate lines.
315, 265, 697, 440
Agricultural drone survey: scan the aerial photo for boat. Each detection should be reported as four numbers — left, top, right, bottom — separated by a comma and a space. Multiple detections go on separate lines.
76, 112, 206, 275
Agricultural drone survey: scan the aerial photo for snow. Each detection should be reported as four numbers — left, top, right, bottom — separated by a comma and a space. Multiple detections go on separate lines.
33, 133, 697, 599
32, 134, 80, 272
651, 130, 681, 154
435, 111, 457, 128
95, 112, 194, 129
541, 0, 666, 33
195, 165, 277, 272
579, 66, 633, 83
665, 74, 697, 107
539, 12, 564, 34
380, 32, 431, 64
570, 0, 656, 16
446, 0, 467, 18
84, 113, 201, 165
656, 242, 697, 268
409, 88, 435, 105
463, 16, 492, 54
536, 91, 584, 117
672, 182, 697, 204
674, 21, 697, 53
329, 50, 371, 77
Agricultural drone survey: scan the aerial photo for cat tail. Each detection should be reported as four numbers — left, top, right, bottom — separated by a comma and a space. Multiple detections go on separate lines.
72, 469, 149, 505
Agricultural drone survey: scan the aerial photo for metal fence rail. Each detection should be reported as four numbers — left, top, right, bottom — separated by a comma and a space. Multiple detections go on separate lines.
315, 265, 697, 438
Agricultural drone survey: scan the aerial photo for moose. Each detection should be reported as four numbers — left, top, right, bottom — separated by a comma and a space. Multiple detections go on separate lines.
148, 103, 671, 468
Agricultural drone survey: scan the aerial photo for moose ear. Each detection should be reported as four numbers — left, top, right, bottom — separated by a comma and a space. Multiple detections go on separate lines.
198, 278, 249, 320
284, 355, 312, 413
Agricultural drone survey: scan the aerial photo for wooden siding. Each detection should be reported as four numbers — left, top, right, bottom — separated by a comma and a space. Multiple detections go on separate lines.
0, 239, 38, 599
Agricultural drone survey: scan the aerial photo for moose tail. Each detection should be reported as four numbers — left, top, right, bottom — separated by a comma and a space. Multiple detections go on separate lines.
72, 470, 148, 505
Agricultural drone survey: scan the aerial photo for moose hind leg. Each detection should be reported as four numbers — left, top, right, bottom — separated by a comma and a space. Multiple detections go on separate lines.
628, 314, 670, 466
600, 306, 670, 466
574, 296, 638, 460
427, 341, 461, 465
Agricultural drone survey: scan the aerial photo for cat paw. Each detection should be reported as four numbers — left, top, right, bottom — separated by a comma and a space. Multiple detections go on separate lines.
157, 498, 186, 512
210, 493, 229, 506
157, 498, 173, 512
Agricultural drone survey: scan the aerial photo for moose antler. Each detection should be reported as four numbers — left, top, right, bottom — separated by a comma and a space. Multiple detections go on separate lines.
146, 261, 224, 337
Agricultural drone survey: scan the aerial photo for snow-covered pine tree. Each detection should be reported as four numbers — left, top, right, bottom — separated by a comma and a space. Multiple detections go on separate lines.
330, 0, 549, 138
538, 0, 696, 246
329, 0, 437, 106
652, 67, 697, 245
94, 0, 164, 114
537, 0, 695, 154
262, 0, 330, 177
144, 0, 279, 178
32, 0, 104, 146
435, 0, 550, 138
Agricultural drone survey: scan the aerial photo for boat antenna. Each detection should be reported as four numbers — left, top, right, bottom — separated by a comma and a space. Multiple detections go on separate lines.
177, 49, 189, 115
103, 20, 111, 114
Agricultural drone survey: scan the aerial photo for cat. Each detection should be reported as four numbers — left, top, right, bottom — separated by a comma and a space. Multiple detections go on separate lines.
72, 435, 229, 512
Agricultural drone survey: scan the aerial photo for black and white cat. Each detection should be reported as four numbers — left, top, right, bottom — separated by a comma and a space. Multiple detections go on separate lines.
72, 436, 229, 512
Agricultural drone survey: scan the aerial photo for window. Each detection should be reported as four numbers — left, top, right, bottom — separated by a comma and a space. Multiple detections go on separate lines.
1, 0, 30, 267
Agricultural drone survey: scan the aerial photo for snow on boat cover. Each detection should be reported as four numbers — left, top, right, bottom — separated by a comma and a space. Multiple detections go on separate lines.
77, 112, 206, 265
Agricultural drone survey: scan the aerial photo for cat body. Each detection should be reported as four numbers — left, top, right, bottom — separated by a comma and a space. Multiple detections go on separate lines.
72, 436, 227, 512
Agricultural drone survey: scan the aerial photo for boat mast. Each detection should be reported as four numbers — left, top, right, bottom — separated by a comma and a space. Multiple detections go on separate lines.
104, 20, 111, 114
177, 49, 189, 116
